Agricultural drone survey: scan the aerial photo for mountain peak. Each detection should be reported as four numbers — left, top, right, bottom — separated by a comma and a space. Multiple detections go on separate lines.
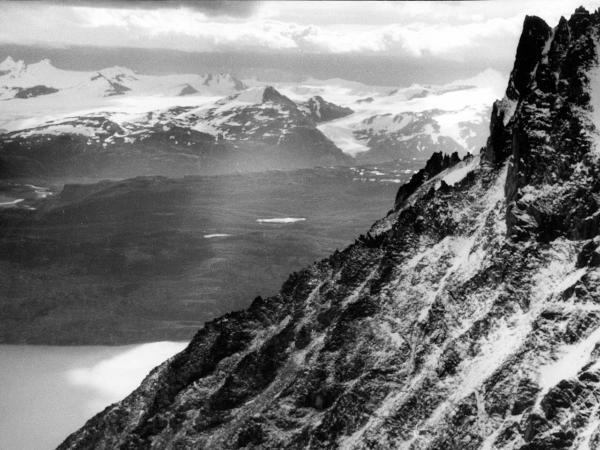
573, 5, 590, 15
262, 85, 294, 105
225, 85, 295, 107
0, 56, 16, 68
28, 58, 54, 69
0, 56, 25, 74
202, 72, 246, 91
504, 15, 551, 101
479, 5, 600, 243
301, 95, 353, 122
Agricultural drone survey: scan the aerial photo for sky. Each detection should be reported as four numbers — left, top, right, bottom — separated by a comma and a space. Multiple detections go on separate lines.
1, 1, 599, 85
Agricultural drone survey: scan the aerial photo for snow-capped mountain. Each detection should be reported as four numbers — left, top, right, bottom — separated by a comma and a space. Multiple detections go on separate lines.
272, 69, 504, 162
0, 85, 352, 178
60, 7, 600, 449
0, 57, 247, 101
0, 57, 502, 178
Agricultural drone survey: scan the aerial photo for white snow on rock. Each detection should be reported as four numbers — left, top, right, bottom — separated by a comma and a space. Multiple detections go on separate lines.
441, 155, 479, 186
0, 198, 24, 207
15, 124, 99, 138
538, 325, 600, 395
0, 56, 25, 74
229, 87, 268, 105
587, 49, 600, 154
316, 116, 370, 156
312, 69, 505, 156
256, 218, 307, 224
498, 96, 519, 126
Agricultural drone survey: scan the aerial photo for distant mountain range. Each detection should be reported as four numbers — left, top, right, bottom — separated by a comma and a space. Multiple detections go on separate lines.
0, 58, 505, 179
0, 56, 247, 99
285, 69, 504, 163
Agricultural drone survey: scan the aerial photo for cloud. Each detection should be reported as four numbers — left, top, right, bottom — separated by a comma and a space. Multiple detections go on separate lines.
0, 2, 520, 58
28, 0, 260, 17
1, 0, 599, 61
66, 341, 186, 413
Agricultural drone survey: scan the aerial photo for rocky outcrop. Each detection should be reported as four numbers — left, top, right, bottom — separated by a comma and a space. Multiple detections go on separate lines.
301, 96, 354, 122
13, 85, 58, 99
482, 15, 551, 166
261, 86, 298, 108
202, 73, 247, 91
60, 7, 600, 449
394, 151, 463, 209
499, 7, 600, 242
178, 84, 199, 96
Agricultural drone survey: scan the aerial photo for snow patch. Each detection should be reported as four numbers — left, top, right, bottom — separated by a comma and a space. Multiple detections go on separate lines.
317, 118, 370, 155
230, 87, 267, 105
441, 156, 478, 186
256, 218, 306, 224
587, 48, 600, 153
16, 124, 98, 138
538, 326, 600, 394
0, 198, 24, 207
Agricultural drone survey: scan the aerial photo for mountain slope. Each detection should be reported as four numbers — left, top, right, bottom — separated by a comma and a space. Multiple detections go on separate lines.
61, 7, 600, 449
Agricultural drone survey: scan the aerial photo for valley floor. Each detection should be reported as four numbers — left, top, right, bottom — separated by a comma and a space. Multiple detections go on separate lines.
0, 162, 423, 345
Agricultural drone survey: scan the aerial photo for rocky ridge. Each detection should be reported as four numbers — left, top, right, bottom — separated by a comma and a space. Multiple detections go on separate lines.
61, 7, 600, 449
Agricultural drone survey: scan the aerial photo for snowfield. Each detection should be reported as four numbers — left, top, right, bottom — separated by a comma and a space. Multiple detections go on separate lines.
256, 218, 307, 224
313, 69, 505, 157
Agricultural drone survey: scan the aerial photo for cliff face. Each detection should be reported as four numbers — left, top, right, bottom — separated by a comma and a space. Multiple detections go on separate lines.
61, 7, 600, 449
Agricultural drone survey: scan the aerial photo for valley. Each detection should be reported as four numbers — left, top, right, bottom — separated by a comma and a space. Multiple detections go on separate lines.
0, 162, 423, 344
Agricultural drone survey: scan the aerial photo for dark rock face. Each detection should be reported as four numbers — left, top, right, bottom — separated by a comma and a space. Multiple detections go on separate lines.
261, 86, 297, 108
61, 7, 600, 450
91, 72, 132, 96
394, 150, 464, 209
178, 84, 199, 96
506, 16, 552, 100
483, 100, 512, 165
301, 96, 354, 122
500, 8, 600, 242
202, 73, 247, 91
13, 85, 58, 99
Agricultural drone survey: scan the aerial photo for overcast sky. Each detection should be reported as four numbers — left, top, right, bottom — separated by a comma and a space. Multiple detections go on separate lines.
1, 1, 598, 85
